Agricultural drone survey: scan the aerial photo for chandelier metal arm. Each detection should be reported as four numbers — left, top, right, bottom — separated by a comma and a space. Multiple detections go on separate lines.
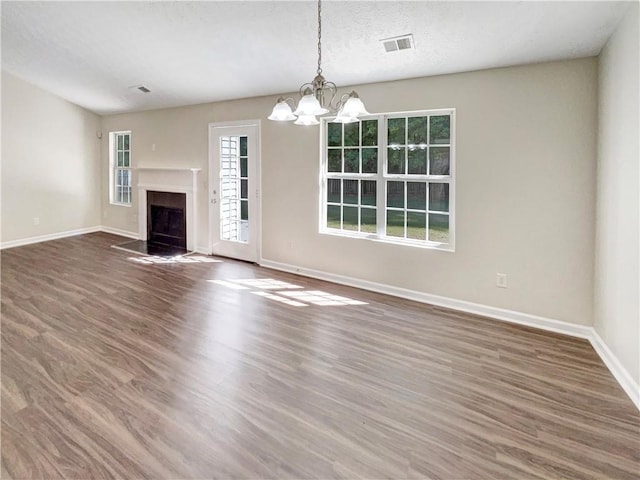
267, 0, 369, 125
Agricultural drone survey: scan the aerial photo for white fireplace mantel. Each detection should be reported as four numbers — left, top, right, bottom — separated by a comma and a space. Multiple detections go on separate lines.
137, 167, 201, 251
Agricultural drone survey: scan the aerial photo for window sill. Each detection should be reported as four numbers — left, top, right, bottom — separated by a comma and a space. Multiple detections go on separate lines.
320, 228, 455, 252
110, 202, 132, 208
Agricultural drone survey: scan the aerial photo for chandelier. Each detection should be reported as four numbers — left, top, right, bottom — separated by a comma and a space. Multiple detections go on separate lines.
268, 0, 369, 126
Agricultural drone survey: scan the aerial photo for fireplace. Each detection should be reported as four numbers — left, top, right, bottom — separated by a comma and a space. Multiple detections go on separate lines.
147, 191, 186, 248
137, 167, 201, 252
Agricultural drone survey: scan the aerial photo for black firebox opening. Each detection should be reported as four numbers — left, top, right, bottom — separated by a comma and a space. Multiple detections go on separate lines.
147, 191, 186, 249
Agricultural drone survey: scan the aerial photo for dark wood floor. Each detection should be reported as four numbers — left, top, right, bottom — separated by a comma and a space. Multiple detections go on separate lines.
1, 232, 638, 479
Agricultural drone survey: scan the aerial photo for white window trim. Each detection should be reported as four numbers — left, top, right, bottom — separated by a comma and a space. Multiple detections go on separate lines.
109, 130, 132, 207
319, 108, 455, 252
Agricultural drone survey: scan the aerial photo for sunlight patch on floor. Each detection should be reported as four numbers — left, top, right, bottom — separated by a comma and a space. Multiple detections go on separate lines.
208, 277, 367, 307
130, 255, 223, 264
251, 291, 307, 307
228, 279, 303, 290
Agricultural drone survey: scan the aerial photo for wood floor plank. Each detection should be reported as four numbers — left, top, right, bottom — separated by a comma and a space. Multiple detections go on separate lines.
1, 232, 638, 479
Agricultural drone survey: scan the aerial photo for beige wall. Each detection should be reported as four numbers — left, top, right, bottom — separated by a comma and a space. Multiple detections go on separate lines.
595, 6, 640, 384
1, 71, 101, 243
101, 58, 598, 326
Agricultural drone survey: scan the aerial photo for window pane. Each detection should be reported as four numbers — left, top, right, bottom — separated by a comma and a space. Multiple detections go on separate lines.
361, 207, 376, 233
386, 210, 405, 237
361, 180, 376, 206
407, 182, 426, 210
429, 213, 449, 243
387, 181, 404, 208
241, 157, 248, 177
361, 120, 377, 146
408, 117, 428, 144
362, 148, 377, 173
124, 134, 130, 150
429, 183, 449, 212
388, 118, 405, 146
343, 180, 358, 204
343, 206, 358, 231
407, 212, 426, 240
240, 136, 247, 156
327, 178, 341, 203
328, 122, 342, 147
123, 151, 130, 167
430, 147, 450, 175
327, 205, 341, 228
117, 152, 124, 167
344, 122, 359, 147
241, 200, 248, 221
430, 116, 450, 144
407, 149, 427, 174
328, 149, 341, 172
117, 135, 123, 150
241, 179, 248, 199
387, 148, 404, 174
123, 170, 131, 187
344, 148, 359, 173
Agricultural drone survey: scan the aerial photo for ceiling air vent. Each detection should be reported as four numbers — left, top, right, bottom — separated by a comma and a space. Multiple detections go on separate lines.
128, 84, 151, 93
381, 34, 414, 53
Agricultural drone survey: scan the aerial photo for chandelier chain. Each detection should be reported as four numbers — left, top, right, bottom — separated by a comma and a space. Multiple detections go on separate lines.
317, 0, 322, 75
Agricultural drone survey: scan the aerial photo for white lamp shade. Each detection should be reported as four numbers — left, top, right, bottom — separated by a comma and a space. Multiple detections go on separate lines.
268, 100, 296, 121
294, 114, 319, 126
332, 113, 359, 124
339, 96, 370, 118
293, 93, 328, 116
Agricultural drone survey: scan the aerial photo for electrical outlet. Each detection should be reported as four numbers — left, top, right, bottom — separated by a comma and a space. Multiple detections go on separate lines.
496, 273, 508, 288
33, 217, 40, 226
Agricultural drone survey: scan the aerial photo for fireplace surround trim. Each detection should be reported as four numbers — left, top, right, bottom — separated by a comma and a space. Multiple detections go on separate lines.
137, 167, 200, 252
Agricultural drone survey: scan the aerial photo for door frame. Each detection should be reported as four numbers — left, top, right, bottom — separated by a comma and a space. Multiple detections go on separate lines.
208, 120, 262, 262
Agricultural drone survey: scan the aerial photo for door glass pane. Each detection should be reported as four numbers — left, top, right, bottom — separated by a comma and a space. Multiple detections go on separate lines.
219, 135, 248, 243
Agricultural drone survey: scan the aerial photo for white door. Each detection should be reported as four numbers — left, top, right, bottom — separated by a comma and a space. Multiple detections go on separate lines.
209, 122, 260, 262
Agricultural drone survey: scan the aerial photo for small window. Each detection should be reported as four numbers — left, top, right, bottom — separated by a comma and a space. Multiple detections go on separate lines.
321, 109, 455, 250
110, 131, 132, 205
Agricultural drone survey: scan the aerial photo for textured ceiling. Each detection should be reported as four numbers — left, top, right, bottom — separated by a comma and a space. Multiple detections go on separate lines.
1, 1, 630, 115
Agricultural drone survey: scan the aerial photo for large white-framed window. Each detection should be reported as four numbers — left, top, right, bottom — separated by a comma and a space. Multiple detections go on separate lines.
321, 109, 455, 250
109, 131, 132, 206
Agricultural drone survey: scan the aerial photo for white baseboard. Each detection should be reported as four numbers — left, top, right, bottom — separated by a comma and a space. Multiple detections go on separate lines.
260, 258, 639, 410
589, 330, 640, 410
0, 226, 102, 250
100, 226, 139, 239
